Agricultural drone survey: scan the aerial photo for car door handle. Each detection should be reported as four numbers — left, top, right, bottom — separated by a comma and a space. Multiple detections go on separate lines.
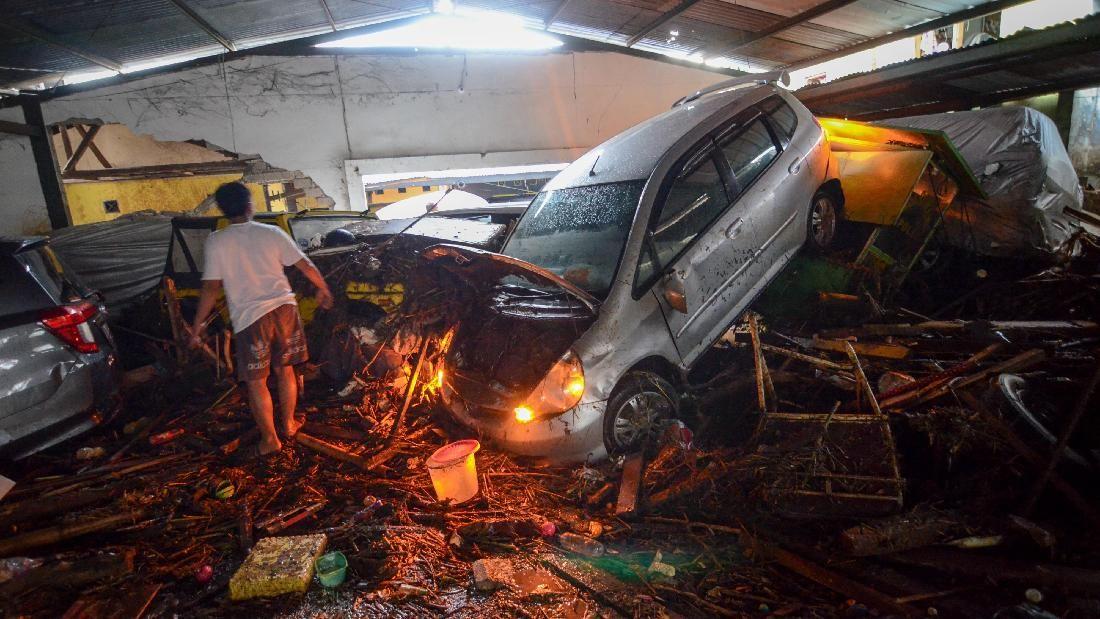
788, 157, 803, 175
725, 218, 744, 239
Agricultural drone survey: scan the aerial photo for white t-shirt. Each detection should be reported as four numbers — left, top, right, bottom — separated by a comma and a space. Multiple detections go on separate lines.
202, 221, 306, 332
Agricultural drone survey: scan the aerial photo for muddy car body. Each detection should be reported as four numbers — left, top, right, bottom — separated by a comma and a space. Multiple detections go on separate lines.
437, 76, 840, 463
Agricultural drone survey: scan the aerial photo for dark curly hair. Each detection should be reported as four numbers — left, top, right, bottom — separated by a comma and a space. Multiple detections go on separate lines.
214, 181, 252, 218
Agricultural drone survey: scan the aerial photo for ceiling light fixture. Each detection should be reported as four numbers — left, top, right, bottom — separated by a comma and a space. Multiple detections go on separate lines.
316, 10, 563, 51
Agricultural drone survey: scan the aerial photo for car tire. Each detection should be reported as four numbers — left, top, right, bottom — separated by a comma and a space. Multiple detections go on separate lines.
807, 191, 839, 252
603, 371, 680, 455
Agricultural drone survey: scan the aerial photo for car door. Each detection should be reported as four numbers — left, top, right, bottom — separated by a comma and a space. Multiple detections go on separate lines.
643, 109, 784, 365
742, 95, 817, 277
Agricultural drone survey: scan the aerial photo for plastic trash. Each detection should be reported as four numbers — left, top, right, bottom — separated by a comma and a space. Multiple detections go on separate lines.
195, 564, 214, 584
647, 551, 676, 578
315, 551, 347, 588
993, 603, 1059, 618
75, 446, 106, 460
559, 532, 605, 557
425, 440, 481, 504
149, 428, 185, 445
0, 557, 43, 584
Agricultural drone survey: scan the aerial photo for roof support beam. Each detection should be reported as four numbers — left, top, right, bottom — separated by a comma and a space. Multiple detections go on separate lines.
166, 0, 237, 52
707, 0, 861, 57
626, 0, 705, 48
21, 100, 71, 229
0, 20, 122, 72
318, 0, 337, 31
544, 0, 575, 29
784, 0, 1036, 70
0, 119, 42, 137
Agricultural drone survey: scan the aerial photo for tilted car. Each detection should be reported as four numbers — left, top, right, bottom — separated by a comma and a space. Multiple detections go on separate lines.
0, 238, 119, 459
433, 73, 843, 463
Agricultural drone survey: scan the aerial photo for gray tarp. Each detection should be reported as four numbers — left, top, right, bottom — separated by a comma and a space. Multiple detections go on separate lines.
49, 215, 172, 313
880, 107, 1083, 257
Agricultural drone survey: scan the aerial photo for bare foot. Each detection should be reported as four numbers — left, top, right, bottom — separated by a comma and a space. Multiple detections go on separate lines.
258, 436, 282, 456
282, 416, 304, 439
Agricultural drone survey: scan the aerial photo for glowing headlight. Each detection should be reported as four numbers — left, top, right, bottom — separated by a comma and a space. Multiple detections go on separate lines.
519, 349, 584, 419
514, 406, 534, 423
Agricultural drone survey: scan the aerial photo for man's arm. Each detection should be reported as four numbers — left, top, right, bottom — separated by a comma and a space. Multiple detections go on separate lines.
293, 257, 334, 309
188, 279, 223, 348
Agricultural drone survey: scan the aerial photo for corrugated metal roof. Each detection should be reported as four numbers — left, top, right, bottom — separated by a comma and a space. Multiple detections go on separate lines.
796, 13, 1100, 119
0, 0, 1064, 92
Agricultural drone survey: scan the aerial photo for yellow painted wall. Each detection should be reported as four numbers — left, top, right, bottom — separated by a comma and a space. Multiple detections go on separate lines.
366, 185, 442, 208
64, 175, 327, 225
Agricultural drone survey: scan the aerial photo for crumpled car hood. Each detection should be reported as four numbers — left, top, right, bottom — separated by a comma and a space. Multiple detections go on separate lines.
421, 244, 598, 411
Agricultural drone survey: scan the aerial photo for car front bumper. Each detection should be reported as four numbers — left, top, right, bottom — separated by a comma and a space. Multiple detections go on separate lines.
440, 384, 608, 463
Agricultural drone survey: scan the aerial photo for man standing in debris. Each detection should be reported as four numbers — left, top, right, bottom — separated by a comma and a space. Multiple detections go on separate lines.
188, 182, 334, 457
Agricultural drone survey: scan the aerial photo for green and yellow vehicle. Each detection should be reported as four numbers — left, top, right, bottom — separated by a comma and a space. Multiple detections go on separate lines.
164, 210, 392, 326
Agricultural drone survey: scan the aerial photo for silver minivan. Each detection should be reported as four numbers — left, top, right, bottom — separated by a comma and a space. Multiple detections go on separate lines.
434, 75, 841, 462
0, 238, 119, 459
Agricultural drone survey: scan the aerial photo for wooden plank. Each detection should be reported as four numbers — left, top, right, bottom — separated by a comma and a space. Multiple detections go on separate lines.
615, 452, 643, 516
758, 542, 920, 617
294, 432, 371, 469
811, 337, 911, 359
77, 124, 112, 168
0, 119, 42, 137
63, 124, 101, 173
0, 510, 143, 557
761, 343, 849, 371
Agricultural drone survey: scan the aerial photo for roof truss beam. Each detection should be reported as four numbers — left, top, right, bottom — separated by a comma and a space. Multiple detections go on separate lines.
785, 0, 1036, 70
0, 19, 122, 72
626, 0, 705, 48
707, 0, 861, 58
166, 0, 237, 52
544, 0, 575, 29
319, 0, 338, 31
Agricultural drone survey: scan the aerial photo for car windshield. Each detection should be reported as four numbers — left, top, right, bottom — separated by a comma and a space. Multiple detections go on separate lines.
289, 216, 368, 249
502, 181, 644, 300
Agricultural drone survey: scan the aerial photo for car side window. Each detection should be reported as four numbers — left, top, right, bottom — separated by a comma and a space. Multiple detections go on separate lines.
760, 96, 797, 144
719, 117, 779, 196
637, 146, 729, 288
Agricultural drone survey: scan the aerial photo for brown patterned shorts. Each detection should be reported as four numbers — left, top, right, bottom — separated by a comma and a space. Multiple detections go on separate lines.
235, 304, 309, 382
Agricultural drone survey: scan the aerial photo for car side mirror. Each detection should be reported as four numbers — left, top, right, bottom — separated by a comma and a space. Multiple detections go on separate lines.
663, 288, 688, 314
661, 272, 688, 314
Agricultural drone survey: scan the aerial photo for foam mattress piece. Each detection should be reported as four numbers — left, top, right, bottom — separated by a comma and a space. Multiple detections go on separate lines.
229, 533, 328, 600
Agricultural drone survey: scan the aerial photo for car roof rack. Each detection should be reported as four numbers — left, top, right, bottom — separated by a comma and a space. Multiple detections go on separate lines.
672, 70, 789, 108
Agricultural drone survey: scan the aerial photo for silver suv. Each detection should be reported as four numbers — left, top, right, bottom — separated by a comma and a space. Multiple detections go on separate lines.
0, 238, 119, 459
434, 75, 840, 462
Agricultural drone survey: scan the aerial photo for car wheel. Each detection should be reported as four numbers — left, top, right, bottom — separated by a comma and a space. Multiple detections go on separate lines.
603, 371, 680, 455
807, 191, 838, 251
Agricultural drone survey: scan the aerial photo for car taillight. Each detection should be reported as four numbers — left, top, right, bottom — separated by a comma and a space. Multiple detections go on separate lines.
39, 301, 100, 354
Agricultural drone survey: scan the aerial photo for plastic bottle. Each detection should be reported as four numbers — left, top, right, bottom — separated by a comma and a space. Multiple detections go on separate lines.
559, 532, 605, 557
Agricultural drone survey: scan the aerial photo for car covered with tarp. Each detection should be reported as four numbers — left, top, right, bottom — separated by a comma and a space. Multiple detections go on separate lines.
877, 106, 1084, 257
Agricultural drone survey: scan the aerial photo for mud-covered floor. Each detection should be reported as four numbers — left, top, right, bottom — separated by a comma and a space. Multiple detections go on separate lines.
4, 237, 1100, 618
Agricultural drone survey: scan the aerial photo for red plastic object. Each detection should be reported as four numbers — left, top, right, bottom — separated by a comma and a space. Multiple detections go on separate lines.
39, 301, 100, 354
195, 564, 214, 584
